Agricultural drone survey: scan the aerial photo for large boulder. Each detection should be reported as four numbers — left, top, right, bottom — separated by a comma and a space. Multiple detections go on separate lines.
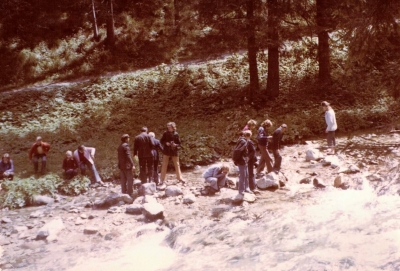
139, 183, 156, 196
36, 217, 65, 241
125, 204, 143, 215
93, 192, 133, 208
305, 149, 322, 161
31, 195, 54, 206
142, 202, 164, 220
257, 172, 280, 190
165, 185, 183, 197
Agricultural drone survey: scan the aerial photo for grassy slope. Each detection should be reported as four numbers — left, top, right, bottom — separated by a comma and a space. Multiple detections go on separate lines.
0, 52, 399, 182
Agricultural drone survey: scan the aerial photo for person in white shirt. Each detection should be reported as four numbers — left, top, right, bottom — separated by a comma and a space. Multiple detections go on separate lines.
321, 101, 338, 155
73, 145, 103, 184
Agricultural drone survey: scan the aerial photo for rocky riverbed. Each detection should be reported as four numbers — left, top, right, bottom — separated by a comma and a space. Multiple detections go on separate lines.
1, 133, 400, 271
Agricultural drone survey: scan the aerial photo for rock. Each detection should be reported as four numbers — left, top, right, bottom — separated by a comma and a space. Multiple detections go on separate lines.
133, 196, 145, 204
107, 206, 122, 214
183, 194, 196, 204
88, 214, 96, 220
156, 183, 167, 191
165, 185, 183, 197
120, 194, 134, 204
339, 164, 361, 174
94, 192, 133, 208
125, 204, 143, 215
83, 227, 98, 235
366, 174, 384, 182
232, 193, 244, 204
31, 195, 54, 206
211, 205, 231, 217
143, 195, 157, 204
139, 183, 156, 196
323, 155, 341, 168
1, 217, 12, 223
257, 172, 280, 190
305, 149, 321, 161
104, 234, 113, 240
0, 236, 11, 245
299, 177, 312, 184
30, 211, 44, 218
142, 202, 164, 220
243, 193, 256, 203
313, 178, 326, 188
80, 214, 88, 219
12, 226, 27, 233
75, 218, 84, 225
36, 217, 65, 241
334, 175, 344, 188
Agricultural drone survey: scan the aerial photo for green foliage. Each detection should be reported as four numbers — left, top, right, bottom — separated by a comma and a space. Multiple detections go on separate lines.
0, 174, 60, 209
57, 175, 90, 196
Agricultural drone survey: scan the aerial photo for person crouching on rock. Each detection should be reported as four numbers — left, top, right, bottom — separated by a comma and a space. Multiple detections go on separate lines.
202, 164, 229, 195
73, 145, 104, 185
62, 151, 78, 180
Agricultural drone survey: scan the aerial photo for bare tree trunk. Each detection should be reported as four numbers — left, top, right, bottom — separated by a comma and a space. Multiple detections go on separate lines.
266, 0, 279, 98
173, 0, 180, 34
316, 0, 331, 85
247, 0, 259, 102
106, 0, 115, 48
91, 0, 99, 41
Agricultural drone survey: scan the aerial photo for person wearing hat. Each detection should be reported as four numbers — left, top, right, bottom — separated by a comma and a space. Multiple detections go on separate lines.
271, 124, 287, 173
118, 134, 135, 194
62, 150, 78, 179
321, 101, 337, 155
28, 136, 51, 174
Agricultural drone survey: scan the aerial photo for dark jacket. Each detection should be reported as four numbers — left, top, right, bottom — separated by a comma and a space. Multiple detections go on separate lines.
62, 158, 78, 171
151, 138, 163, 161
134, 133, 154, 158
232, 136, 248, 166
160, 131, 181, 157
118, 142, 134, 170
257, 126, 270, 146
0, 159, 14, 173
271, 127, 284, 150
247, 139, 257, 163
29, 142, 51, 160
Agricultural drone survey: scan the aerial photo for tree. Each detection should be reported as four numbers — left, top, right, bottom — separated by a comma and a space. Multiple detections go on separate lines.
246, 0, 260, 101
106, 0, 115, 48
91, 0, 100, 41
266, 0, 280, 98
316, 0, 331, 85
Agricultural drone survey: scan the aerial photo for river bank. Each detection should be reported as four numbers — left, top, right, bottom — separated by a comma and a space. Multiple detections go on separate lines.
1, 133, 400, 270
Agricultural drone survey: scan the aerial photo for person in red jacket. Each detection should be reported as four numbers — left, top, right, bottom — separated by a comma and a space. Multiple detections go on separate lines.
29, 136, 51, 174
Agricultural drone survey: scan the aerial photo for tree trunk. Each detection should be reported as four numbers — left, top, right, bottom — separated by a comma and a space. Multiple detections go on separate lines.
247, 0, 259, 102
316, 0, 331, 85
173, 0, 180, 35
266, 0, 279, 98
106, 0, 115, 49
91, 0, 99, 41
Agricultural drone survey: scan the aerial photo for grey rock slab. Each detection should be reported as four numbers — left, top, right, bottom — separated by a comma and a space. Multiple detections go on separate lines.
165, 185, 183, 197
1, 217, 12, 223
125, 204, 143, 215
139, 183, 156, 196
142, 202, 164, 220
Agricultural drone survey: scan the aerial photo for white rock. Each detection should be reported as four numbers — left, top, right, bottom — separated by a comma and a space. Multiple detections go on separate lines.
36, 217, 65, 241
143, 195, 157, 204
31, 195, 54, 206
305, 149, 321, 161
142, 202, 164, 220
324, 155, 341, 168
257, 172, 280, 190
1, 217, 12, 223
232, 193, 244, 204
243, 193, 256, 203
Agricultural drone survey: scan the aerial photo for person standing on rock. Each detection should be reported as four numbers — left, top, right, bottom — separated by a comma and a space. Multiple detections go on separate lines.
256, 119, 274, 177
271, 124, 287, 173
0, 153, 14, 181
321, 101, 337, 155
29, 136, 51, 174
233, 130, 252, 195
118, 134, 135, 195
160, 122, 186, 184
202, 164, 229, 195
149, 132, 163, 186
62, 151, 78, 180
134, 127, 155, 184
73, 145, 103, 185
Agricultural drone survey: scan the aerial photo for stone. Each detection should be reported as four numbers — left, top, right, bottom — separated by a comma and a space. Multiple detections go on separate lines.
334, 175, 344, 188
143, 195, 157, 204
12, 226, 27, 234
232, 193, 244, 204
80, 214, 88, 219
340, 164, 360, 174
104, 234, 113, 241
305, 149, 321, 161
142, 202, 164, 220
133, 196, 145, 204
75, 218, 84, 225
257, 172, 280, 190
313, 178, 326, 188
183, 194, 196, 204
366, 174, 384, 182
211, 205, 231, 217
31, 195, 54, 206
30, 211, 44, 218
139, 183, 156, 196
299, 177, 312, 184
88, 214, 96, 220
93, 192, 133, 209
83, 227, 98, 235
156, 183, 167, 191
1, 217, 12, 223
36, 217, 65, 241
125, 204, 143, 215
120, 194, 134, 204
0, 236, 11, 245
108, 206, 123, 214
165, 185, 183, 197
243, 193, 256, 203
323, 155, 340, 168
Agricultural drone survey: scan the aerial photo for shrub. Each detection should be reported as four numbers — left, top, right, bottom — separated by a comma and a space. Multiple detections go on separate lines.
57, 175, 90, 196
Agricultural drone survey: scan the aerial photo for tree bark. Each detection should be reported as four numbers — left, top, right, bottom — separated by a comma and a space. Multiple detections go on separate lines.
173, 0, 180, 35
316, 0, 331, 85
106, 0, 115, 49
266, 0, 279, 98
91, 0, 99, 41
247, 0, 259, 102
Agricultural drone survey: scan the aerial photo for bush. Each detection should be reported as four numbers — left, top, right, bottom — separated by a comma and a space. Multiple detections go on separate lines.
57, 175, 90, 196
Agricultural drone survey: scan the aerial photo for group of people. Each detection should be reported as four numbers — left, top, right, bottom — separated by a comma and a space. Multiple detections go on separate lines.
202, 101, 337, 196
1, 102, 337, 196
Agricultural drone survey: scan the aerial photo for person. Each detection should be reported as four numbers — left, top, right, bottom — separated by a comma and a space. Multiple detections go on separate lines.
0, 153, 14, 180
242, 119, 257, 132
160, 122, 186, 184
73, 145, 103, 184
62, 151, 78, 180
202, 164, 229, 195
233, 130, 252, 195
247, 136, 258, 193
134, 127, 155, 184
256, 119, 274, 176
149, 132, 163, 186
118, 134, 135, 194
271, 124, 287, 173
321, 101, 338, 155
28, 136, 51, 174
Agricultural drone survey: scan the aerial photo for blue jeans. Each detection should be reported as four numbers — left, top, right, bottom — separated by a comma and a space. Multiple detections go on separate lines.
238, 164, 249, 194
33, 154, 47, 173
79, 161, 101, 183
